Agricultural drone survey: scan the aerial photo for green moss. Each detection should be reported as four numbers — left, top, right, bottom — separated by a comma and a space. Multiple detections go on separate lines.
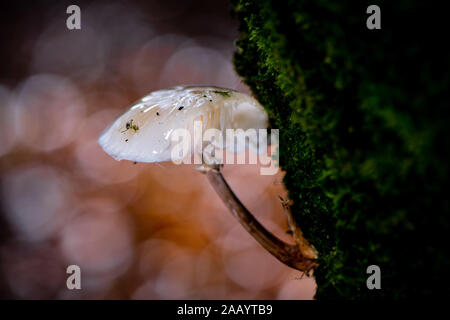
212, 90, 232, 97
124, 119, 139, 133
232, 0, 450, 299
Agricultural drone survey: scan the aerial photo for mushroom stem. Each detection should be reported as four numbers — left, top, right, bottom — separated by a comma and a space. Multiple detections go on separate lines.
205, 167, 317, 272
279, 196, 318, 261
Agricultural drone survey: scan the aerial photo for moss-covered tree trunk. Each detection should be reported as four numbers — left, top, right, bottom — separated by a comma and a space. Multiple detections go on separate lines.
232, 0, 450, 299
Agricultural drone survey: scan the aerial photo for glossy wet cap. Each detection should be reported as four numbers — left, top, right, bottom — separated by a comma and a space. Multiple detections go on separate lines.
98, 86, 268, 163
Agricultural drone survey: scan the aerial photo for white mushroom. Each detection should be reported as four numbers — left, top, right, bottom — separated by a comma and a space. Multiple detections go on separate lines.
98, 86, 268, 164
98, 86, 317, 271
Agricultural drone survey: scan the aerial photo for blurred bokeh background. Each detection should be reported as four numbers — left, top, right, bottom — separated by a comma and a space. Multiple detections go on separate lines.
0, 0, 315, 299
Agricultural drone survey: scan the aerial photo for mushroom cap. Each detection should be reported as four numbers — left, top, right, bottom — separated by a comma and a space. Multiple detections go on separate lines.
98, 86, 268, 163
